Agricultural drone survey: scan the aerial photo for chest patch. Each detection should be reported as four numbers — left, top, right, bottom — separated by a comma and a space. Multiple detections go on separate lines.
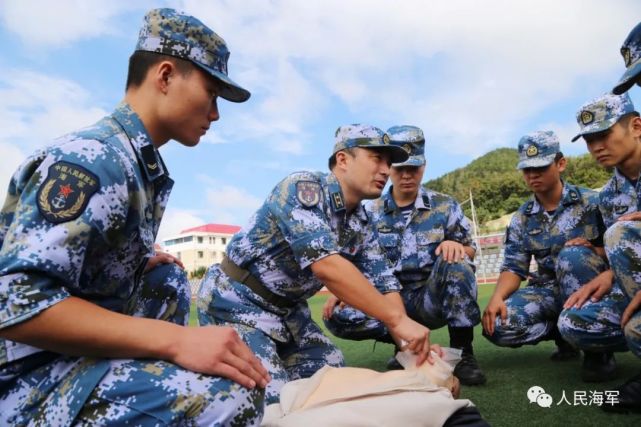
37, 161, 100, 223
296, 181, 321, 207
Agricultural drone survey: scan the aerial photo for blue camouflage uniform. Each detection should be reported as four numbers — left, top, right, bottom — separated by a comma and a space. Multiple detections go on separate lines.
324, 125, 486, 385
198, 125, 408, 404
325, 185, 480, 339
485, 131, 609, 348
559, 93, 640, 357
0, 8, 263, 426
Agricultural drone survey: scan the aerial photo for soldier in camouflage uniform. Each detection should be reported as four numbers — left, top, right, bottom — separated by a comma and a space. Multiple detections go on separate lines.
0, 8, 270, 426
567, 92, 641, 413
198, 124, 439, 404
322, 125, 486, 386
482, 131, 616, 380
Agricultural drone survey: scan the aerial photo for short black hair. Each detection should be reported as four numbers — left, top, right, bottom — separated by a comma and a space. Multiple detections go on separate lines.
328, 148, 357, 170
619, 111, 641, 128
554, 152, 564, 162
125, 51, 194, 90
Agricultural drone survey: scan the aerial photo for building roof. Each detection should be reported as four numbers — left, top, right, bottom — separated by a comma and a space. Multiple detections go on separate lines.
180, 223, 241, 235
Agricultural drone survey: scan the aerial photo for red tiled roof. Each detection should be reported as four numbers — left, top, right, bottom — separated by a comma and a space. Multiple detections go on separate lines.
180, 223, 241, 235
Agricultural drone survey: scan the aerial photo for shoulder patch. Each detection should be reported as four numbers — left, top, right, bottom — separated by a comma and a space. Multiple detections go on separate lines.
37, 161, 100, 223
296, 181, 321, 207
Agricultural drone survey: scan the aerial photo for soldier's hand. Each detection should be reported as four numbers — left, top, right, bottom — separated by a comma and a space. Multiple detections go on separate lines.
617, 212, 641, 222
563, 270, 613, 309
145, 251, 185, 272
388, 316, 433, 365
435, 240, 466, 264
564, 237, 593, 250
171, 325, 270, 389
621, 290, 641, 327
322, 295, 343, 320
482, 297, 507, 336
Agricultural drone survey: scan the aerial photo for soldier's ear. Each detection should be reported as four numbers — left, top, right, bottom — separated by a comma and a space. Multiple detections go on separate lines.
630, 115, 641, 138
154, 61, 177, 94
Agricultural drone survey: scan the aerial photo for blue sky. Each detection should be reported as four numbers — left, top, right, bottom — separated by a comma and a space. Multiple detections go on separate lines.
1, 0, 641, 241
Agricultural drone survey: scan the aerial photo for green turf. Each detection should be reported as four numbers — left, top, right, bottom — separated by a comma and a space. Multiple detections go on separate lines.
190, 285, 640, 426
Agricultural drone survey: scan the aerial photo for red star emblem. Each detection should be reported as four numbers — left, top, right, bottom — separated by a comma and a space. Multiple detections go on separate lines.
58, 184, 74, 197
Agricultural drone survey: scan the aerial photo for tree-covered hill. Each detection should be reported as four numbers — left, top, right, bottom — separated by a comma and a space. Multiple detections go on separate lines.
423, 148, 611, 225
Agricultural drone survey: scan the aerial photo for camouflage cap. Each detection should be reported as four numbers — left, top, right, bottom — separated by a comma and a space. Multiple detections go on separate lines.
387, 125, 426, 167
517, 131, 560, 170
613, 22, 641, 95
571, 93, 635, 142
136, 8, 250, 103
331, 124, 408, 164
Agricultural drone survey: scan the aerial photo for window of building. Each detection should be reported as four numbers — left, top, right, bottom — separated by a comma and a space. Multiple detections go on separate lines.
198, 251, 204, 258
198, 236, 203, 244
222, 237, 227, 244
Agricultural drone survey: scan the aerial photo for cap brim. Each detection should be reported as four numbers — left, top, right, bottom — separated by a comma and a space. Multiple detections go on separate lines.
516, 154, 556, 170
370, 145, 409, 164
613, 59, 641, 95
195, 62, 251, 103
393, 155, 425, 167
571, 119, 619, 142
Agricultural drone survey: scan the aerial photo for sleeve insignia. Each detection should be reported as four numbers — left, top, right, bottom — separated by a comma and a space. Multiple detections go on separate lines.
37, 161, 100, 223
296, 181, 321, 207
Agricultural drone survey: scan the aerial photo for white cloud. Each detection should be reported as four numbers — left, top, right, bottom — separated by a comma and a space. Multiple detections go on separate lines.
0, 0, 139, 47
156, 208, 207, 242
181, 0, 639, 157
0, 69, 108, 204
197, 175, 263, 225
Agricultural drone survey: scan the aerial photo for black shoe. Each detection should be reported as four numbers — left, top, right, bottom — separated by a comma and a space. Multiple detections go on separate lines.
601, 372, 641, 413
581, 351, 617, 383
386, 355, 403, 370
550, 341, 580, 362
454, 353, 487, 386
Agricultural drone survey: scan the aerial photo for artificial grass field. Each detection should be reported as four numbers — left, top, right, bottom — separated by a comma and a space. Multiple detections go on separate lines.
190, 284, 640, 426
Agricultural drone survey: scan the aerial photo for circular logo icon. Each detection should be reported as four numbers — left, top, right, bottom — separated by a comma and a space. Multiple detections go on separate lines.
403, 143, 412, 154
382, 134, 390, 144
580, 110, 594, 125
526, 145, 538, 157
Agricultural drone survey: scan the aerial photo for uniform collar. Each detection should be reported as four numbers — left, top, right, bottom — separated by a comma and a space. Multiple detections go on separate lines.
383, 186, 431, 214
326, 172, 368, 223
112, 103, 168, 183
525, 181, 580, 215
612, 167, 636, 195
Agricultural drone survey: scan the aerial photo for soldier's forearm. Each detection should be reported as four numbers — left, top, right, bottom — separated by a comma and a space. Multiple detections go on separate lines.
312, 254, 404, 326
491, 271, 523, 300
1, 296, 181, 361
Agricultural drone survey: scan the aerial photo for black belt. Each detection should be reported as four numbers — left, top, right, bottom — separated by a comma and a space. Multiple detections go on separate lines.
220, 256, 296, 309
